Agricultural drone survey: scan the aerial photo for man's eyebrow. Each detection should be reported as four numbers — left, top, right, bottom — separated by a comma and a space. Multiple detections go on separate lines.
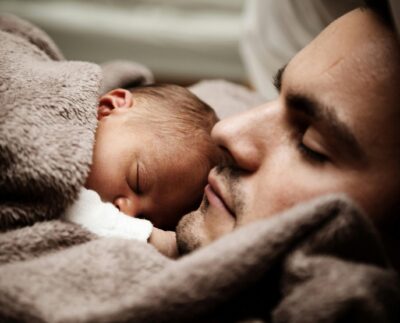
286, 93, 366, 161
273, 64, 287, 92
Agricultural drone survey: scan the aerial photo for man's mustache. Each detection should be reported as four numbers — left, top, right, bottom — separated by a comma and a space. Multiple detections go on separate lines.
215, 149, 246, 178
213, 155, 245, 216
215, 164, 243, 179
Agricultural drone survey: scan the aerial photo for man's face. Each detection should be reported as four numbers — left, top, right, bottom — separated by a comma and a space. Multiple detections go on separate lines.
86, 93, 209, 230
177, 9, 400, 251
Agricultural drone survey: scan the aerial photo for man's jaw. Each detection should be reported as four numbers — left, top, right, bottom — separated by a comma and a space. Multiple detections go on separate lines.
176, 168, 240, 254
175, 208, 208, 255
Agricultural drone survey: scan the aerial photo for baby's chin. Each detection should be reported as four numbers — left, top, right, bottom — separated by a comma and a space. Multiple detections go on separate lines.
176, 197, 209, 255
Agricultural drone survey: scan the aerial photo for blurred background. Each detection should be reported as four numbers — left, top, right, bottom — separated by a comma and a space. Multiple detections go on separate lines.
0, 0, 364, 99
0, 0, 247, 85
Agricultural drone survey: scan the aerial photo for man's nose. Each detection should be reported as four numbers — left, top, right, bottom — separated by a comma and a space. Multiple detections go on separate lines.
113, 196, 140, 217
211, 102, 275, 172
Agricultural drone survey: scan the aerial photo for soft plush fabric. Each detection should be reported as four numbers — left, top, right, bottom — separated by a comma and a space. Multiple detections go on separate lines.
0, 14, 153, 232
0, 13, 100, 231
0, 14, 399, 323
1, 195, 399, 322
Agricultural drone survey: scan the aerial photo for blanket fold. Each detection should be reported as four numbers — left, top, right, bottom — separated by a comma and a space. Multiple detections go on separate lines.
0, 13, 100, 230
0, 195, 399, 322
0, 14, 399, 323
0, 14, 153, 231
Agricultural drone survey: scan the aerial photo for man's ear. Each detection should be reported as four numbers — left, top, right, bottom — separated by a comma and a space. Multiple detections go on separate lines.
97, 88, 134, 120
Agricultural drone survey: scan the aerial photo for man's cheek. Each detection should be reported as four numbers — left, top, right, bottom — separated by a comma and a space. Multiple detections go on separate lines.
240, 175, 306, 223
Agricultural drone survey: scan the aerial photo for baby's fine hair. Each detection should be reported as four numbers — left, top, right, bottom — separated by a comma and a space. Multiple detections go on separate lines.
127, 84, 221, 166
128, 84, 218, 133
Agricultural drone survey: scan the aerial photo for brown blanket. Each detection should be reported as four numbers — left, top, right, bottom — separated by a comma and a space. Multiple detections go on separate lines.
0, 14, 399, 323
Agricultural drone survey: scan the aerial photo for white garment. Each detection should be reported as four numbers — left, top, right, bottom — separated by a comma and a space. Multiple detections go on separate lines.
64, 188, 153, 242
240, 0, 363, 99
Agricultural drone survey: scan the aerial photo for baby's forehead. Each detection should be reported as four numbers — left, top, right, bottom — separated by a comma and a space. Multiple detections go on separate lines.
160, 133, 217, 168
164, 132, 211, 156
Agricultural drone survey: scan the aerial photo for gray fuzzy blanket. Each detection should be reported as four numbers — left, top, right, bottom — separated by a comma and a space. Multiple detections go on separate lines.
0, 14, 399, 323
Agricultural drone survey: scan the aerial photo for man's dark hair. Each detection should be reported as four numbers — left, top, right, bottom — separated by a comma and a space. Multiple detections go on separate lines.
363, 0, 394, 28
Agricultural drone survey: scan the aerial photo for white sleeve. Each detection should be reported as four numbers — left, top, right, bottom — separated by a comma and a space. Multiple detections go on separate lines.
63, 188, 153, 242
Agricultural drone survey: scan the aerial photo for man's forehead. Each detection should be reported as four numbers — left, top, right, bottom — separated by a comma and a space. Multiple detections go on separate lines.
285, 8, 400, 108
277, 8, 400, 159
294, 10, 393, 75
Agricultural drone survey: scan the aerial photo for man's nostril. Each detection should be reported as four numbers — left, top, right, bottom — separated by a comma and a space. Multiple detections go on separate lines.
218, 146, 236, 167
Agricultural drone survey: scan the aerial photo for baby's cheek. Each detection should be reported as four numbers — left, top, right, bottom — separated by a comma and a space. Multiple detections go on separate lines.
183, 177, 208, 214
84, 162, 122, 205
84, 166, 102, 193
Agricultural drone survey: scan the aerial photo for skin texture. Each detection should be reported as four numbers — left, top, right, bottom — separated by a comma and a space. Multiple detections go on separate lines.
85, 89, 211, 231
177, 9, 400, 254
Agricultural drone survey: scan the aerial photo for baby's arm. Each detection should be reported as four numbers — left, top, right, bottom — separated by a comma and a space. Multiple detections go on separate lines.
148, 228, 179, 258
63, 188, 153, 242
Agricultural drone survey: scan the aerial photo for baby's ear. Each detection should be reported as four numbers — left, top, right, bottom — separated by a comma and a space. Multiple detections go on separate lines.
97, 88, 134, 120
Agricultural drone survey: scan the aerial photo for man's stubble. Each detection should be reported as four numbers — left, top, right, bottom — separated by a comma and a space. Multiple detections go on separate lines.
176, 165, 244, 254
176, 196, 209, 254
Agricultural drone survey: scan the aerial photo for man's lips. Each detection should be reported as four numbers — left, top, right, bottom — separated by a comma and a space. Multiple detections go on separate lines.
205, 174, 235, 217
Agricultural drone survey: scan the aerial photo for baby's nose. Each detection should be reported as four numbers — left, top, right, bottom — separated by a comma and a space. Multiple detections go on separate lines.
113, 196, 139, 217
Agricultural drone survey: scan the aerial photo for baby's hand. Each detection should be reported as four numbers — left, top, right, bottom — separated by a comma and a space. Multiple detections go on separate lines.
148, 228, 179, 259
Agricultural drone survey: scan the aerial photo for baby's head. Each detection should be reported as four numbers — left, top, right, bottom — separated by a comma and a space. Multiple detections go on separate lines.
85, 84, 220, 230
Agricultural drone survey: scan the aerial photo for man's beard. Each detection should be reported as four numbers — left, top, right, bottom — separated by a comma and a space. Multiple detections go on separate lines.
176, 196, 209, 255
176, 164, 245, 255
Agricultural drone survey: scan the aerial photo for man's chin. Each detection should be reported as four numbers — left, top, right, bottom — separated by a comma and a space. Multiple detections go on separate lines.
176, 201, 209, 255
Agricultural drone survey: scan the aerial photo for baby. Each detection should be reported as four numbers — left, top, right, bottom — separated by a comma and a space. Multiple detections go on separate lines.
64, 84, 220, 256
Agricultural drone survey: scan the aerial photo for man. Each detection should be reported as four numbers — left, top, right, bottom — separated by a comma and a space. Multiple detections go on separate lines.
177, 1, 400, 269
0, 1, 399, 322
241, 0, 365, 99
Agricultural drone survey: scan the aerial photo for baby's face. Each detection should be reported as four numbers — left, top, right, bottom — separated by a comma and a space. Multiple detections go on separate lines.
85, 90, 211, 230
